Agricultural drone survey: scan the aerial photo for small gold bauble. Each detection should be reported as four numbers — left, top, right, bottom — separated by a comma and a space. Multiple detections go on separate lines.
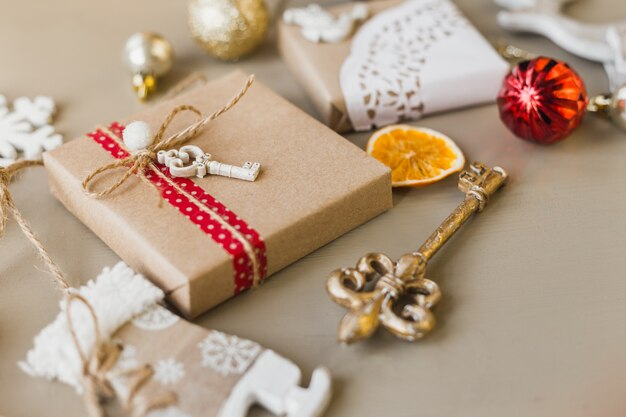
188, 0, 269, 61
123, 32, 174, 100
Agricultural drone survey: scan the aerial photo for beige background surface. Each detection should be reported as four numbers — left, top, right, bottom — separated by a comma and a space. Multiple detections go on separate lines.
1, 0, 626, 416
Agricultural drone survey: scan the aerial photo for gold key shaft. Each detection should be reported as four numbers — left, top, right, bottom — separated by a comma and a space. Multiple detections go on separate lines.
418, 163, 508, 261
326, 162, 508, 344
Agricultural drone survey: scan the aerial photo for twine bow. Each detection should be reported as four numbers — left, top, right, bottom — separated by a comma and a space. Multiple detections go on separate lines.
82, 75, 255, 198
66, 293, 177, 417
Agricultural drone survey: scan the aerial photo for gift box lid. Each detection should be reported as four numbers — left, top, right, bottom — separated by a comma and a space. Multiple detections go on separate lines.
44, 71, 392, 317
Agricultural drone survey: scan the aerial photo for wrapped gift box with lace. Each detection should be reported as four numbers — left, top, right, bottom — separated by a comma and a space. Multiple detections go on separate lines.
43, 71, 391, 318
278, 0, 509, 132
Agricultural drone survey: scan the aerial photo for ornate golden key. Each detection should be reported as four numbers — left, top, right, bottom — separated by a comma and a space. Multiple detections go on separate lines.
326, 162, 508, 344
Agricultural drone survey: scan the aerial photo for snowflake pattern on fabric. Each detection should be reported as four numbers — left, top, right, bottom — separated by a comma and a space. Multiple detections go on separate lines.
198, 330, 261, 376
340, 0, 466, 130
0, 95, 62, 167
154, 358, 185, 386
132, 304, 180, 331
115, 344, 139, 370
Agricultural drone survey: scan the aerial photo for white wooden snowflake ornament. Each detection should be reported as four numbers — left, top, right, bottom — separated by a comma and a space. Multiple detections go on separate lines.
13, 96, 57, 127
0, 95, 62, 167
283, 3, 369, 43
0, 107, 30, 163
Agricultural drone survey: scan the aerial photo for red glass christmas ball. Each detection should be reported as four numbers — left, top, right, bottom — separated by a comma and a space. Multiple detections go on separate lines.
497, 57, 588, 144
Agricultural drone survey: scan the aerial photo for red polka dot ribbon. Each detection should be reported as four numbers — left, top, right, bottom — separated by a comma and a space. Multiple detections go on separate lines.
87, 122, 267, 294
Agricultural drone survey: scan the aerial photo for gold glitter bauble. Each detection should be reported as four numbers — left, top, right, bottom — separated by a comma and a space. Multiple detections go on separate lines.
188, 0, 269, 61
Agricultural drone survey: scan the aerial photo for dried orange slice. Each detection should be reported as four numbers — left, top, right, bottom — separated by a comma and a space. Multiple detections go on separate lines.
367, 125, 465, 187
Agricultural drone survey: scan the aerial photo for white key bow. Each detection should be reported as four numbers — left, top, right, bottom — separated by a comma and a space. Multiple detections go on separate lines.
157, 145, 261, 181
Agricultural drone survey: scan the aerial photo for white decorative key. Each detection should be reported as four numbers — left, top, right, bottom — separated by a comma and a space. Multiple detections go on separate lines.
157, 145, 261, 182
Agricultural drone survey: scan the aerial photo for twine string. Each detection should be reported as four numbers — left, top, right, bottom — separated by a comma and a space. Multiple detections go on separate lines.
81, 105, 202, 200
65, 293, 177, 417
161, 72, 208, 101
82, 75, 255, 198
0, 160, 71, 291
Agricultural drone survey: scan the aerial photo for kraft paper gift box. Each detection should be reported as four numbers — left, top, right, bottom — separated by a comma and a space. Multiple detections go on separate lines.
44, 70, 392, 318
278, 0, 509, 133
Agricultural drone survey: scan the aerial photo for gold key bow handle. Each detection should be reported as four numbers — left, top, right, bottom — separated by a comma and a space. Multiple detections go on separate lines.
326, 162, 508, 344
326, 252, 440, 343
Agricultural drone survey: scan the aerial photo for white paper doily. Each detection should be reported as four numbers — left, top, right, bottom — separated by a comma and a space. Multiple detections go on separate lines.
340, 0, 509, 131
